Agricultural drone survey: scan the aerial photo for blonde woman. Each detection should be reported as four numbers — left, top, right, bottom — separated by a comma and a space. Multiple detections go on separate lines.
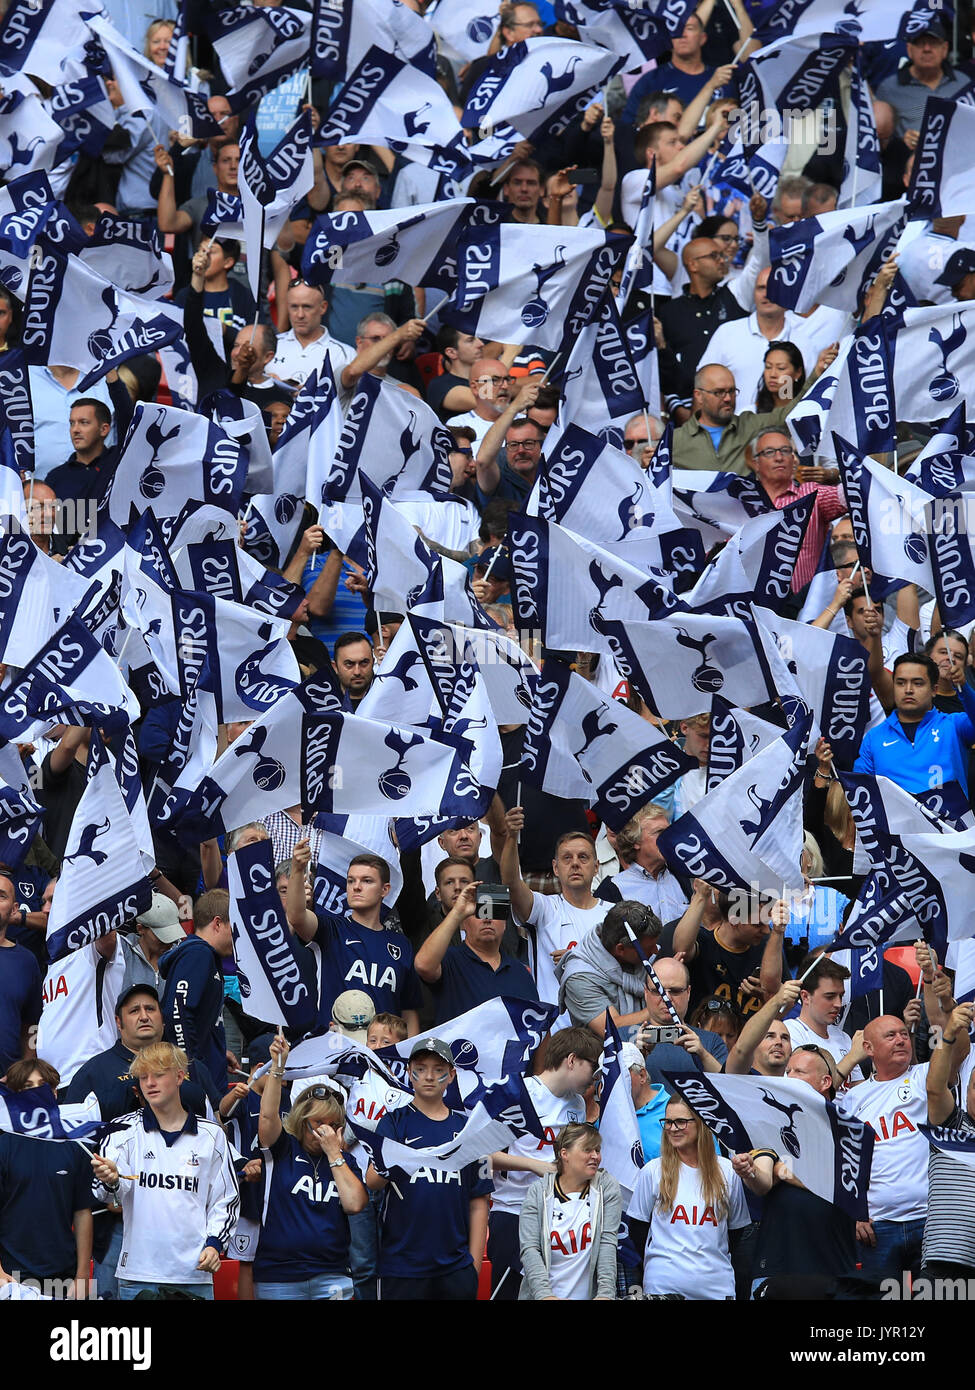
253, 1036, 367, 1300
518, 1123, 621, 1301
91, 1043, 239, 1301
626, 1097, 750, 1299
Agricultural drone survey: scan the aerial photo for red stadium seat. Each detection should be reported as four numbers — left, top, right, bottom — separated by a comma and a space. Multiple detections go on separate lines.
213, 1258, 239, 1301
884, 946, 921, 987
477, 1255, 492, 1300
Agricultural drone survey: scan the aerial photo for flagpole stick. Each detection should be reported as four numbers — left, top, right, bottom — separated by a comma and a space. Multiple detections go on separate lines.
481, 543, 504, 581
796, 954, 822, 985
538, 352, 562, 388
909, 972, 923, 1034
514, 781, 522, 844
76, 1139, 138, 1180
490, 1267, 511, 1300
623, 921, 683, 1028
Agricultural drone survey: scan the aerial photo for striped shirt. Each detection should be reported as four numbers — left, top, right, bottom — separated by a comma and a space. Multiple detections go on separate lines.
768, 481, 847, 592
922, 1106, 975, 1269
262, 811, 323, 869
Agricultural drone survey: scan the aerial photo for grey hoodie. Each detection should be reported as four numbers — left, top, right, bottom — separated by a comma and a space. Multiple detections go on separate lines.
555, 925, 646, 1022
518, 1169, 622, 1300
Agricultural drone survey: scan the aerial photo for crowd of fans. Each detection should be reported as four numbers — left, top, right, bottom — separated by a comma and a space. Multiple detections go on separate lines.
2, 0, 975, 1310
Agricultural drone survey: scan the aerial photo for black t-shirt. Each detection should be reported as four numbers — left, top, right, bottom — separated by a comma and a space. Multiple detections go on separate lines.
690, 927, 788, 1018
425, 370, 472, 421
37, 752, 87, 863
496, 727, 591, 873
752, 1180, 858, 1283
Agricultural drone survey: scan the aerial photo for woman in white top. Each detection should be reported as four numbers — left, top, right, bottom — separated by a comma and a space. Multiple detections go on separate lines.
627, 1097, 750, 1300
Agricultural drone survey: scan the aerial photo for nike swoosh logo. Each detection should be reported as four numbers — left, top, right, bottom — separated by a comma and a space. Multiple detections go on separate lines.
402, 1136, 420, 1145
882, 740, 898, 747
344, 939, 358, 946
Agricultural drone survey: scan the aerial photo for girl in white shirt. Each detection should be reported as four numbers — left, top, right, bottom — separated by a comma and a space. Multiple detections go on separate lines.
627, 1097, 750, 1300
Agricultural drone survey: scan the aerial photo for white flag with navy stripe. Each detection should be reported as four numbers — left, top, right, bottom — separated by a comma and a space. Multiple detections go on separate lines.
461, 37, 622, 140
228, 838, 318, 1031
768, 197, 906, 314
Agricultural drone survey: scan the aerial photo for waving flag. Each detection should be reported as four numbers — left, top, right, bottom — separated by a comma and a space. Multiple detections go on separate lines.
823, 876, 918, 960
706, 696, 782, 793
520, 657, 696, 829
683, 496, 816, 615
271, 363, 341, 502
228, 839, 318, 1032
838, 51, 882, 209
597, 613, 772, 720
556, 299, 649, 452
79, 216, 173, 301
323, 374, 453, 505
313, 812, 404, 919
598, 1015, 645, 1201
555, 0, 675, 72
0, 741, 42, 869
22, 249, 181, 389
0, 1084, 126, 1147
303, 199, 480, 292
458, 623, 540, 725
890, 303, 975, 428
664, 1070, 873, 1220
752, 0, 905, 46
46, 731, 152, 961
507, 513, 675, 656
0, 90, 64, 176
768, 197, 906, 314
907, 96, 975, 220
104, 402, 248, 527
312, 0, 435, 81
85, 15, 223, 138
206, 4, 311, 112
834, 432, 933, 599
158, 667, 345, 846
671, 469, 770, 544
380, 996, 559, 1087
0, 171, 56, 302
0, 0, 105, 85
0, 614, 140, 741
431, 0, 501, 62
924, 493, 975, 628
461, 37, 622, 140
317, 47, 462, 151
409, 614, 502, 797
239, 108, 314, 300
920, 1124, 975, 1172
0, 528, 91, 667
443, 221, 627, 354
658, 711, 811, 895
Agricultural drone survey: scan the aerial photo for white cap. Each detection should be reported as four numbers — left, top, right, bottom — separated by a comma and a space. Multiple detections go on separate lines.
620, 1042, 646, 1072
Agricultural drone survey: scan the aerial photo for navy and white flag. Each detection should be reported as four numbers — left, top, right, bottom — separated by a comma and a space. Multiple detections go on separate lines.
768, 197, 906, 314
884, 303, 975, 429
104, 402, 248, 527
682, 496, 816, 618
381, 997, 559, 1087
834, 432, 932, 599
444, 222, 627, 355
616, 160, 654, 315
671, 469, 771, 545
786, 327, 893, 463
176, 592, 300, 723
317, 47, 462, 151
0, 170, 56, 301
906, 95, 975, 220
520, 657, 697, 829
356, 1071, 545, 1175
430, 0, 501, 62
84, 15, 222, 138
597, 613, 772, 721
507, 512, 676, 656
0, 740, 42, 869
920, 1124, 975, 1172
0, 613, 140, 741
458, 623, 540, 725
240, 495, 304, 577
460, 37, 622, 141
598, 1014, 644, 1201
211, 391, 274, 496
0, 0, 105, 85
21, 249, 182, 389
0, 89, 65, 176
272, 363, 341, 502
555, 0, 675, 74
324, 375, 454, 504
0, 1083, 127, 1147
168, 520, 305, 623
145, 685, 219, 832
663, 1070, 874, 1220
239, 108, 314, 300
79, 215, 173, 301
528, 423, 680, 570
924, 494, 975, 629
556, 300, 649, 453
409, 614, 503, 800
752, 0, 906, 46
202, 189, 244, 239
658, 711, 812, 895
311, 0, 435, 81
227, 839, 318, 1032
895, 824, 975, 947
302, 199, 476, 293
205, 4, 311, 113
751, 605, 870, 765
46, 731, 152, 962
705, 695, 783, 793
158, 666, 345, 846
299, 709, 483, 821
823, 877, 918, 960
903, 400, 975, 483
838, 50, 881, 209
0, 527, 91, 668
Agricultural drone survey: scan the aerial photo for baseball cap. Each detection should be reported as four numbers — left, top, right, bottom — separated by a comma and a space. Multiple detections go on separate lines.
136, 893, 185, 944
935, 245, 975, 288
409, 1036, 455, 1068
908, 18, 947, 40
474, 545, 510, 581
620, 1042, 646, 1072
331, 989, 376, 1042
115, 983, 160, 1014
343, 157, 380, 179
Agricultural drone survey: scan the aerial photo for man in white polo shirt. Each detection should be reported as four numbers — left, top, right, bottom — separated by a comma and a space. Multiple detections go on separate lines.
838, 1006, 968, 1284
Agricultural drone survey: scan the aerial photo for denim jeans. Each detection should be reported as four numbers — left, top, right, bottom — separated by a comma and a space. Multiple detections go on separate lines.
348, 1191, 381, 1301
254, 1274, 354, 1301
94, 1217, 124, 1300
855, 1218, 926, 1283
118, 1280, 214, 1301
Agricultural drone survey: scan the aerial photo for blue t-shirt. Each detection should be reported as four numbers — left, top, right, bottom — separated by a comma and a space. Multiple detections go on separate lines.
855, 706, 975, 795
254, 1129, 360, 1282
622, 62, 717, 124
431, 943, 539, 1026
701, 423, 724, 452
0, 1131, 92, 1276
0, 942, 42, 1073
373, 1103, 493, 1277
312, 912, 423, 1021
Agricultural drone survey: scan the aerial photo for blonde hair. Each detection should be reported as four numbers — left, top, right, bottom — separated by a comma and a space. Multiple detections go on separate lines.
656, 1099, 730, 1220
284, 1086, 346, 1141
801, 831, 824, 880
130, 1042, 187, 1078
824, 780, 854, 846
616, 803, 669, 864
144, 18, 175, 60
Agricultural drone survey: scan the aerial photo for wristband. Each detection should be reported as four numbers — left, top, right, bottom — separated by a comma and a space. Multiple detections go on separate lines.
943, 1034, 957, 1045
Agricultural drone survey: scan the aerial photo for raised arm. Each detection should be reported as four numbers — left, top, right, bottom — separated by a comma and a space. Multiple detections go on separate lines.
286, 838, 318, 940
926, 1002, 974, 1124
414, 880, 478, 984
340, 319, 424, 391
670, 878, 710, 962
862, 604, 894, 712
499, 805, 535, 924
474, 379, 540, 499
726, 980, 801, 1074
258, 1035, 288, 1148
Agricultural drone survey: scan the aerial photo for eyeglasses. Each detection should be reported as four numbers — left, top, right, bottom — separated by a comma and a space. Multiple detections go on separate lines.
475, 374, 512, 385
691, 252, 724, 263
660, 1117, 694, 1130
754, 446, 796, 460
307, 1085, 334, 1100
625, 437, 648, 452
794, 1044, 832, 1066
507, 438, 541, 449
704, 999, 737, 1015
713, 233, 740, 245
698, 385, 737, 398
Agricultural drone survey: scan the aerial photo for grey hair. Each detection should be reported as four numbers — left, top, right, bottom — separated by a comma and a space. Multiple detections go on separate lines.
772, 173, 813, 211
225, 822, 269, 853
749, 425, 795, 459
356, 311, 396, 336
